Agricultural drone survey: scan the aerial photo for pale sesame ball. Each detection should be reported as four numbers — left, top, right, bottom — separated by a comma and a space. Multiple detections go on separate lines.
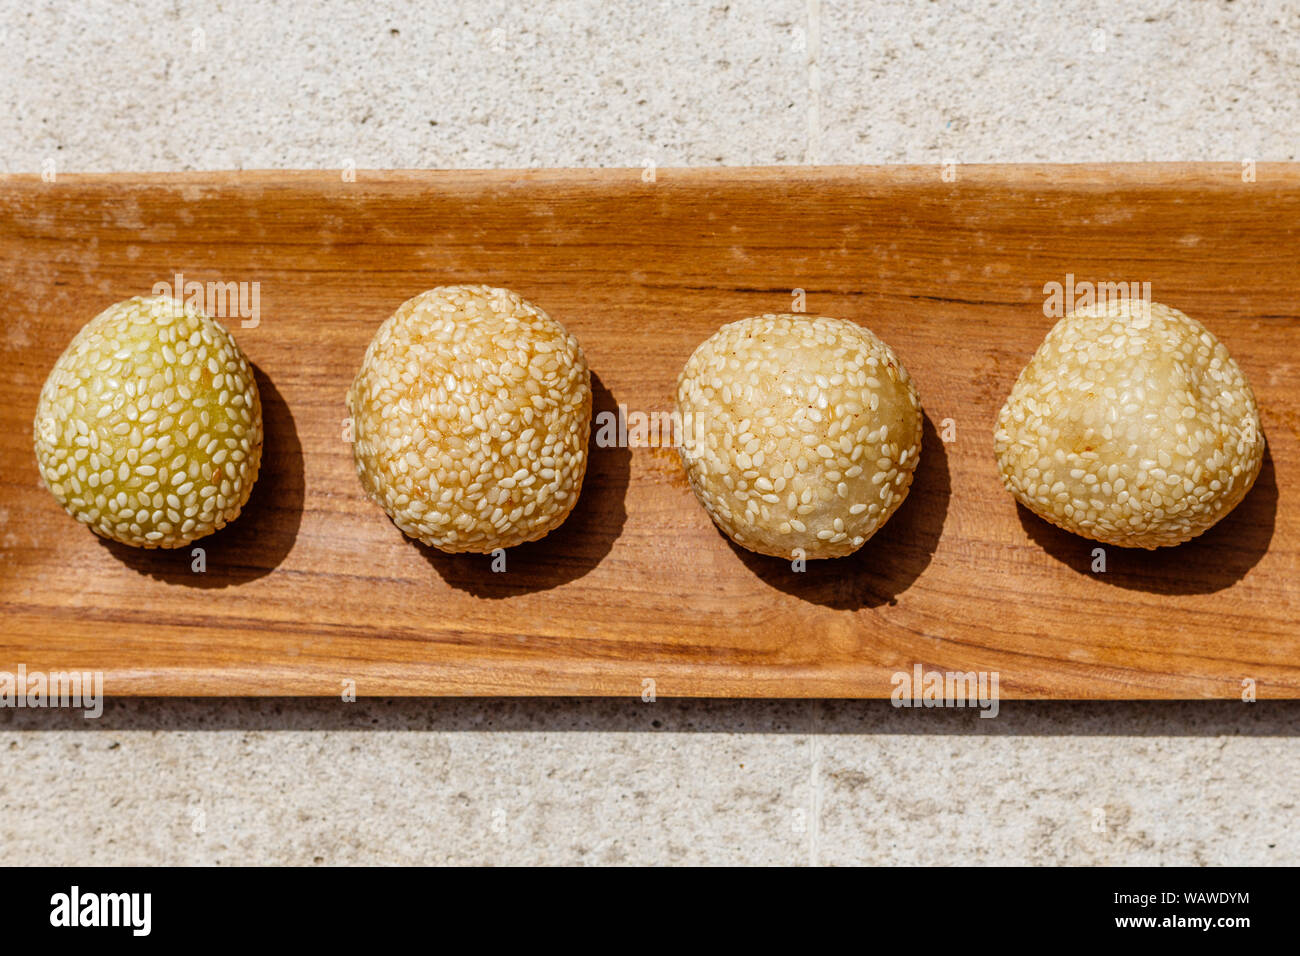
994, 300, 1265, 549
347, 285, 592, 554
676, 314, 923, 559
33, 295, 263, 549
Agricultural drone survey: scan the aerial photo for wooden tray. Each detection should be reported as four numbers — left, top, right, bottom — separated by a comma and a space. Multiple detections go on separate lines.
1, 165, 1297, 698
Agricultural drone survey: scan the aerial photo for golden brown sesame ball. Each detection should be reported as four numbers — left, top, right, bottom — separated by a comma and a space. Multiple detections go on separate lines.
994, 300, 1265, 549
33, 295, 263, 548
676, 314, 923, 559
347, 285, 592, 554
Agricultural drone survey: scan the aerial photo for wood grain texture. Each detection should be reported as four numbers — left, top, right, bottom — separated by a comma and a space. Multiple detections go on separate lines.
0, 164, 1296, 698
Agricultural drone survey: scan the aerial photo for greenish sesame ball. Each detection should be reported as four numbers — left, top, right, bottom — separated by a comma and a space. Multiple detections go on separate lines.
33, 295, 263, 548
347, 285, 592, 554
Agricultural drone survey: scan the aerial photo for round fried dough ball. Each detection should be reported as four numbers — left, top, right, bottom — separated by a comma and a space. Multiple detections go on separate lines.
994, 300, 1264, 549
347, 285, 592, 553
676, 313, 922, 559
33, 295, 263, 548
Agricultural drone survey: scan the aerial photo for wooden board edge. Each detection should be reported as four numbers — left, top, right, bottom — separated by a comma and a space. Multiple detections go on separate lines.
1, 162, 1298, 190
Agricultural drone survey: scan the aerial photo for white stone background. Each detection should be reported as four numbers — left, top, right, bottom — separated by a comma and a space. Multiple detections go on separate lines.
1, 0, 1297, 864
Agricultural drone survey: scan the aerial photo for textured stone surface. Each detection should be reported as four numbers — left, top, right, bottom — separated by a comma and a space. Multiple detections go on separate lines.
1, 700, 1295, 865
2, 0, 1297, 865
819, 0, 1299, 165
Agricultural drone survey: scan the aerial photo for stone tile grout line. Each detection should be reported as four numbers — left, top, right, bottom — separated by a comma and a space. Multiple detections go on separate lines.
808, 698, 823, 866
805, 0, 823, 166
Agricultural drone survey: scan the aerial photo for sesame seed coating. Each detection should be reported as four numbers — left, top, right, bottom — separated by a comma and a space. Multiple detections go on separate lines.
994, 300, 1264, 549
347, 285, 592, 554
33, 295, 263, 549
676, 314, 922, 559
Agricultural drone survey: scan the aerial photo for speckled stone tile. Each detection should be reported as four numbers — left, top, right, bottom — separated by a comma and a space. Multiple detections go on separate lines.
0, 0, 809, 173
815, 702, 1299, 866
818, 0, 1299, 164
1, 700, 816, 865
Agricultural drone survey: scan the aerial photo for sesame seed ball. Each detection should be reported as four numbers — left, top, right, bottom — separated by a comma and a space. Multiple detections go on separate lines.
676, 314, 923, 559
994, 300, 1265, 549
33, 295, 263, 549
347, 285, 592, 554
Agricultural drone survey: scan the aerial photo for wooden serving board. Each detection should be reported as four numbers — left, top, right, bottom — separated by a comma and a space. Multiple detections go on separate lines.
1, 165, 1297, 698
